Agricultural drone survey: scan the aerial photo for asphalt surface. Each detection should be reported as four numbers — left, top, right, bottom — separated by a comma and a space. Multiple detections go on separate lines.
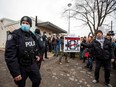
0, 50, 116, 87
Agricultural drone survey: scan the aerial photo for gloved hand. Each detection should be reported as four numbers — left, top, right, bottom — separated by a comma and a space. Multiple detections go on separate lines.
14, 75, 22, 81
111, 59, 114, 62
36, 56, 40, 61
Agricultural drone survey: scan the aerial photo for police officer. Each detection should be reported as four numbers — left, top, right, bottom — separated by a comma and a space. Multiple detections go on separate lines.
5, 16, 41, 87
82, 30, 115, 87
35, 28, 45, 69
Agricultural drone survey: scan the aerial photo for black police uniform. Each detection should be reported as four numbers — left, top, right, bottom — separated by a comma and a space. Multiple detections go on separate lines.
5, 29, 41, 87
35, 33, 45, 69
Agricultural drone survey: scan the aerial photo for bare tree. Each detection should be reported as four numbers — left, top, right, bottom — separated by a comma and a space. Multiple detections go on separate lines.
70, 0, 116, 35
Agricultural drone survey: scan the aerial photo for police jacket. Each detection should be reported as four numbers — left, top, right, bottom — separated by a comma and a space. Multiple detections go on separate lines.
82, 38, 114, 60
42, 35, 48, 46
5, 28, 39, 78
35, 33, 45, 55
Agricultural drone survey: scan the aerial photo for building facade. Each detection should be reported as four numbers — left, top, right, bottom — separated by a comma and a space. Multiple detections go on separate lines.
0, 17, 67, 48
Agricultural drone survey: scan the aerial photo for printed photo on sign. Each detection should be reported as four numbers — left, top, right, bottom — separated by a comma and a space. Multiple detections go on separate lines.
64, 36, 80, 52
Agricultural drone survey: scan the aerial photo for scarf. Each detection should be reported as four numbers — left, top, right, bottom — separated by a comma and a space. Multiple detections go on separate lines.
96, 37, 104, 49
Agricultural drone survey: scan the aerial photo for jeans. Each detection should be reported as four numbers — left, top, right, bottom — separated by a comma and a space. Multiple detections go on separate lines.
94, 59, 111, 83
87, 58, 93, 69
54, 45, 60, 56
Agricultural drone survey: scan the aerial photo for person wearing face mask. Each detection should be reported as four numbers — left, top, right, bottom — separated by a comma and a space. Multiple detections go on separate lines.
5, 16, 41, 87
82, 30, 115, 87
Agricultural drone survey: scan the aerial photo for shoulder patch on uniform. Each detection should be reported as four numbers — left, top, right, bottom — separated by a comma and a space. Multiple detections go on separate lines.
7, 34, 13, 40
40, 38, 43, 41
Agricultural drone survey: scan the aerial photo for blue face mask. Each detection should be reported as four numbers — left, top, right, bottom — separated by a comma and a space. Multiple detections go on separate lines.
21, 24, 30, 32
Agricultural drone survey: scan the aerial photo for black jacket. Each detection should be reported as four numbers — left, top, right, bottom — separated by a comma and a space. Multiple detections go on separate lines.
42, 35, 48, 46
80, 40, 87, 51
5, 29, 39, 78
35, 33, 45, 55
82, 38, 114, 60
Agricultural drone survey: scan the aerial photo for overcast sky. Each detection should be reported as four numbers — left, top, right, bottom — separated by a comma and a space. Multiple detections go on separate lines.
0, 0, 116, 37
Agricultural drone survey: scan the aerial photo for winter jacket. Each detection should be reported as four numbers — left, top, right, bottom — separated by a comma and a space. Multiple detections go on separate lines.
82, 38, 114, 60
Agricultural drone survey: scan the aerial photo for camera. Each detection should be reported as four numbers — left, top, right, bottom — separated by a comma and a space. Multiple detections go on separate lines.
107, 31, 115, 36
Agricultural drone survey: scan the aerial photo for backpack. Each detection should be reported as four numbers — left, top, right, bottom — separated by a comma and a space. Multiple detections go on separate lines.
82, 48, 89, 58
84, 52, 89, 58
35, 34, 45, 49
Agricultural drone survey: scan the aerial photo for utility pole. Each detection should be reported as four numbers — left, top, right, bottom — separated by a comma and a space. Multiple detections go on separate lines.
111, 21, 113, 31
67, 3, 72, 35
35, 16, 38, 27
108, 21, 114, 36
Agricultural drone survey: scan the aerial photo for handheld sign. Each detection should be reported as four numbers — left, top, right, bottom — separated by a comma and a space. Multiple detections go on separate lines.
64, 36, 80, 52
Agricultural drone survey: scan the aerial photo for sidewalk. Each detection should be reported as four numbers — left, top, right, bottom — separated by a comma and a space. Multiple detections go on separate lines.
47, 52, 54, 58
0, 51, 116, 87
0, 48, 5, 51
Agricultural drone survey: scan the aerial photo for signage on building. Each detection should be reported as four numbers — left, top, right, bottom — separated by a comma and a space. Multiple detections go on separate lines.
64, 36, 80, 52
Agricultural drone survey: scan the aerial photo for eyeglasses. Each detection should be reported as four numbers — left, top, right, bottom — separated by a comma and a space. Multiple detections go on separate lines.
22, 21, 30, 25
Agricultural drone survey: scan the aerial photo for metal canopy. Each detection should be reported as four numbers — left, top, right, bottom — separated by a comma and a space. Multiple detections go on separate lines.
37, 22, 67, 33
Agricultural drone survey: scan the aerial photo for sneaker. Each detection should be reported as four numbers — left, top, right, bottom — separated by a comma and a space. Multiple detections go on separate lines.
45, 57, 49, 59
84, 65, 89, 68
65, 61, 69, 63
92, 79, 98, 83
59, 62, 62, 64
113, 67, 116, 70
89, 68, 92, 72
105, 83, 113, 87
43, 58, 46, 61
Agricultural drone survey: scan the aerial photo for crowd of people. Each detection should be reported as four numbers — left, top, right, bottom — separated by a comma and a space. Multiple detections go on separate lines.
34, 28, 70, 65
4, 16, 116, 87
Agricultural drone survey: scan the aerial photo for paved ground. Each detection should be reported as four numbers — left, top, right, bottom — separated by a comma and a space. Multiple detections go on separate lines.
0, 50, 116, 87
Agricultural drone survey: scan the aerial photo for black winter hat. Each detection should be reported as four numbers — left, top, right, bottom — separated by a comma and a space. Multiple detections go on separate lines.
20, 16, 32, 27
95, 30, 103, 35
35, 28, 40, 34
